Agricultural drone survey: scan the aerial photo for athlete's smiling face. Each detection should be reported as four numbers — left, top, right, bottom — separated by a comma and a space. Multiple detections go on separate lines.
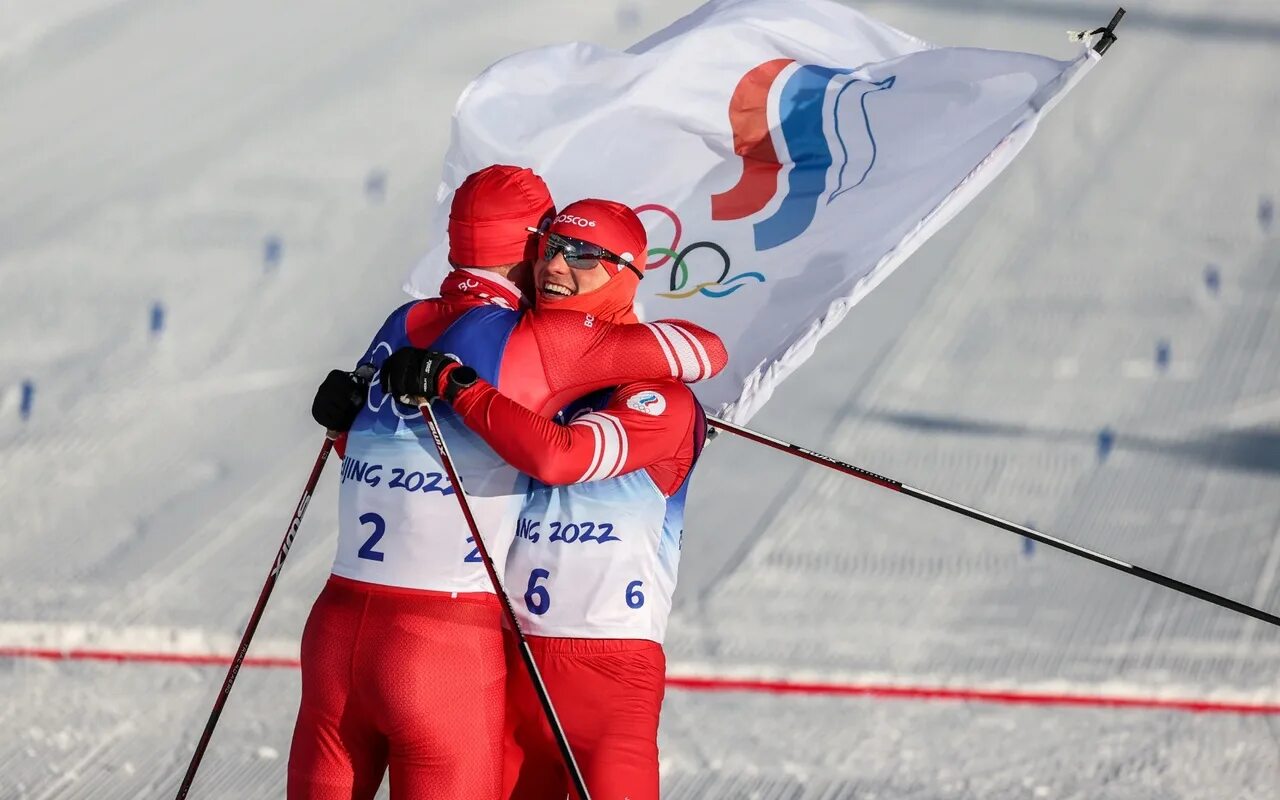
534, 250, 612, 305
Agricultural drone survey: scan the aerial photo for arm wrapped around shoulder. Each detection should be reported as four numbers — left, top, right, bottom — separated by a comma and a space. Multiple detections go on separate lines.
534, 310, 729, 404
647, 319, 728, 381
450, 378, 698, 493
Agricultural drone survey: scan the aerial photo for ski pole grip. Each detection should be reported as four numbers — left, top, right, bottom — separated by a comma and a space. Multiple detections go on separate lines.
324, 363, 376, 442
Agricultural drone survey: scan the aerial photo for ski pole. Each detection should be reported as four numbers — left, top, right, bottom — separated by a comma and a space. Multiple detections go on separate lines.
174, 434, 338, 800
707, 416, 1280, 630
419, 401, 592, 800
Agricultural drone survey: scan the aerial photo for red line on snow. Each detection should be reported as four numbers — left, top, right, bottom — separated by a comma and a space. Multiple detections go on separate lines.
663, 675, 1280, 716
0, 646, 299, 669
4, 646, 1278, 716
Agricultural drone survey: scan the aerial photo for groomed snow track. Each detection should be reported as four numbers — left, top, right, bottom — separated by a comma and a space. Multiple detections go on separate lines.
1, 1, 1278, 798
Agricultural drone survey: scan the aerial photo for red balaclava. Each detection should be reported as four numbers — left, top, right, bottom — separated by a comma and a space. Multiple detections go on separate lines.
448, 165, 555, 267
537, 199, 647, 324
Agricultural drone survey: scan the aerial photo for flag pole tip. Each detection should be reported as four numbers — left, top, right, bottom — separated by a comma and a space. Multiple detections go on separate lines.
1093, 7, 1125, 55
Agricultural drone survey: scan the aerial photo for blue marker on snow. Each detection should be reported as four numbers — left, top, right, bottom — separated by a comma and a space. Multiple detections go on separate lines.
1097, 427, 1115, 462
616, 2, 641, 31
1260, 196, 1274, 232
264, 235, 283, 271
1204, 264, 1221, 296
19, 380, 34, 421
1022, 526, 1035, 557
365, 169, 387, 203
150, 301, 165, 336
1155, 339, 1170, 372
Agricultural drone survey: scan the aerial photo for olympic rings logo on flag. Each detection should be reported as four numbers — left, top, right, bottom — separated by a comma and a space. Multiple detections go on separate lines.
635, 204, 765, 300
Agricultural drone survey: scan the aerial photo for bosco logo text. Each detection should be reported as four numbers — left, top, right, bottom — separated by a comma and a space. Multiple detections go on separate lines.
554, 214, 596, 228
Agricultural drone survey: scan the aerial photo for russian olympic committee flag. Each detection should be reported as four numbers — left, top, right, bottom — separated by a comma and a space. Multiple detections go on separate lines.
407, 0, 1101, 423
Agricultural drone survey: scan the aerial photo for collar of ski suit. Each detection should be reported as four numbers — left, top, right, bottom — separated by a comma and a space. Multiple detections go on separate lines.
437, 267, 524, 310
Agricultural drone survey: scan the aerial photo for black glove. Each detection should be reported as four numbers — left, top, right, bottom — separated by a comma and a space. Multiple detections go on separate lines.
379, 348, 462, 404
311, 366, 373, 432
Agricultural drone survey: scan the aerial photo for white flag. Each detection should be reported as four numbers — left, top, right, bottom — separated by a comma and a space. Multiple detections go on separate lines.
406, 0, 1099, 423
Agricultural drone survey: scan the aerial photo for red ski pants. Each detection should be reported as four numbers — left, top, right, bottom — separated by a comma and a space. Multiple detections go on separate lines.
287, 575, 507, 800
503, 635, 666, 800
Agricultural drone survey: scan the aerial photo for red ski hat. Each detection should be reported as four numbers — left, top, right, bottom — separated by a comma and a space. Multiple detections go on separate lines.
448, 165, 555, 267
547, 199, 648, 274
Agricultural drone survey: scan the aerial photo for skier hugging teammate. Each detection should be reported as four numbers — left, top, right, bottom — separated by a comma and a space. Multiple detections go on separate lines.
292, 165, 726, 800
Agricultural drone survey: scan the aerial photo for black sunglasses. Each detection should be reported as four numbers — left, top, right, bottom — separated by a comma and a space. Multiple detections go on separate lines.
536, 231, 643, 278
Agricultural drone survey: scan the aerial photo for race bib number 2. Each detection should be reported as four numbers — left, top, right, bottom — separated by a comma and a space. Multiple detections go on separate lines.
355, 511, 482, 564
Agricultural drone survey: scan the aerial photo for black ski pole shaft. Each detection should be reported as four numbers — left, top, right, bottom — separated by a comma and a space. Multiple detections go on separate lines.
419, 402, 592, 800
707, 416, 1280, 629
175, 434, 337, 800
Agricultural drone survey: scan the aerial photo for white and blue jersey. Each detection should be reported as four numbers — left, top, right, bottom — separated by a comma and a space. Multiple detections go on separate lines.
502, 386, 706, 643
333, 301, 525, 593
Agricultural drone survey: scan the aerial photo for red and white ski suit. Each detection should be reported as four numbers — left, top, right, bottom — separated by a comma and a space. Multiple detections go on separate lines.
288, 269, 725, 800
449, 375, 708, 800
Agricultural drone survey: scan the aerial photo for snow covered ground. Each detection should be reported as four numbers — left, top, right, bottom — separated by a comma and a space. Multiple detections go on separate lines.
0, 0, 133, 65
1, 0, 1278, 797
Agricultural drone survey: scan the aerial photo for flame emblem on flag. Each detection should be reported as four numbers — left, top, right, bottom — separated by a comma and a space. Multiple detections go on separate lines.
712, 59, 896, 251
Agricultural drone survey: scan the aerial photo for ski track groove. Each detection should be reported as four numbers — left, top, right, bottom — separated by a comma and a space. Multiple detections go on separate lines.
111, 436, 313, 626
27, 718, 135, 800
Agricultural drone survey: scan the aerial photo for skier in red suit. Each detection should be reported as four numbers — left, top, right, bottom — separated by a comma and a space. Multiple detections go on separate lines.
290, 171, 725, 800
383, 199, 713, 800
